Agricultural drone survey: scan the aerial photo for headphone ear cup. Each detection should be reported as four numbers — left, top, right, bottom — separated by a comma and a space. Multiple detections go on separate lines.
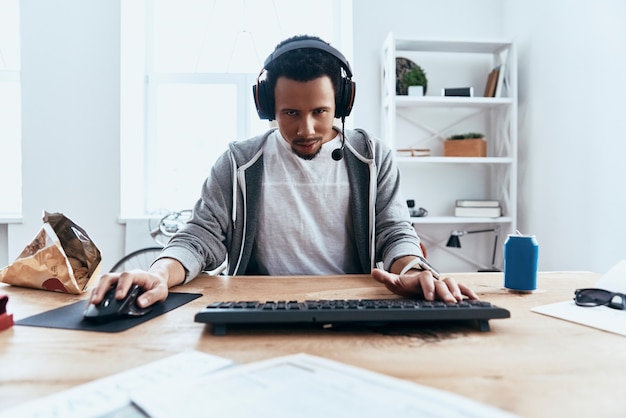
253, 80, 274, 120
335, 78, 355, 118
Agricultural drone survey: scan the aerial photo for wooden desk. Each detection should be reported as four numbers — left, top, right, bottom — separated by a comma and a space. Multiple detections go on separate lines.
1, 271, 624, 417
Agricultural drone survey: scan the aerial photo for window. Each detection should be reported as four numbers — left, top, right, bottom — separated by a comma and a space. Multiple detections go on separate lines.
121, 0, 353, 217
0, 0, 22, 217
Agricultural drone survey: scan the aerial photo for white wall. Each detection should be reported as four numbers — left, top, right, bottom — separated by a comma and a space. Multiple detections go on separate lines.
352, 0, 626, 273
8, 0, 124, 272
502, 0, 626, 272
3, 0, 625, 274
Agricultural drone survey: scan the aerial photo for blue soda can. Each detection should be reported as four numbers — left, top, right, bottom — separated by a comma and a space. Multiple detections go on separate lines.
503, 235, 539, 291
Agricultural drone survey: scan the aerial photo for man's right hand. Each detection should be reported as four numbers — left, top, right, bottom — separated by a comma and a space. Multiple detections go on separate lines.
88, 258, 185, 308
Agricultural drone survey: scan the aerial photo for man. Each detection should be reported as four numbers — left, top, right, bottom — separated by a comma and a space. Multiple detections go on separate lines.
90, 35, 477, 309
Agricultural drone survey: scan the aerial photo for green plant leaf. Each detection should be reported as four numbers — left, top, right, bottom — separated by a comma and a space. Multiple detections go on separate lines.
400, 64, 428, 94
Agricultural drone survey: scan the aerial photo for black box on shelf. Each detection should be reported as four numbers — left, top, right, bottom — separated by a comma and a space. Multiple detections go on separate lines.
442, 87, 473, 97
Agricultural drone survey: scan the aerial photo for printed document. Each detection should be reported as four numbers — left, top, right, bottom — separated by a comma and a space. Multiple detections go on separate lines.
0, 350, 234, 418
3, 350, 516, 418
131, 352, 516, 418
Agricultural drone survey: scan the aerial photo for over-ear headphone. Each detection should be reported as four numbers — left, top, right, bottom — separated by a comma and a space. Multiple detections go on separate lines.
253, 38, 356, 121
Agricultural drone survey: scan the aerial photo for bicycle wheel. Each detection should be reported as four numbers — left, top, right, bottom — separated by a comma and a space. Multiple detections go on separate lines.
109, 247, 163, 273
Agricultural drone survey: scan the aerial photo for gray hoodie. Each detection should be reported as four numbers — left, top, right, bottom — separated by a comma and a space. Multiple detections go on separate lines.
160, 127, 422, 282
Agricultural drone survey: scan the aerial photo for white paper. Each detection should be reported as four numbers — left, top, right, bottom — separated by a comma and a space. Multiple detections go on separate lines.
0, 350, 235, 418
532, 259, 626, 336
593, 259, 626, 291
131, 353, 517, 418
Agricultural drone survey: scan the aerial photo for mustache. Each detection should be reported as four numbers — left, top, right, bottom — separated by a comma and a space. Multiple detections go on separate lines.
292, 136, 323, 144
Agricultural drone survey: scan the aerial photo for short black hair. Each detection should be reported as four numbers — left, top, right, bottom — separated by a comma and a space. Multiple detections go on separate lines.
265, 35, 344, 105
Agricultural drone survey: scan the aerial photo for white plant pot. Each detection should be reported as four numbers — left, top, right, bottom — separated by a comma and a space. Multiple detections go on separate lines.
408, 85, 424, 96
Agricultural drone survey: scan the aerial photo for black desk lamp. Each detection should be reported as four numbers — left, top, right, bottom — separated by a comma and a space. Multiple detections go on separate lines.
446, 226, 501, 272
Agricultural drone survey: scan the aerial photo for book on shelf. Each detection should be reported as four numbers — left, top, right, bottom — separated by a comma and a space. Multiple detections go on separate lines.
455, 206, 502, 218
494, 51, 508, 97
456, 199, 500, 208
483, 67, 499, 97
494, 64, 506, 97
397, 148, 431, 157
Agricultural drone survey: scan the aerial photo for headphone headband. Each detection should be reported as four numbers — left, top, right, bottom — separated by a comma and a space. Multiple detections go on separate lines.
263, 39, 353, 78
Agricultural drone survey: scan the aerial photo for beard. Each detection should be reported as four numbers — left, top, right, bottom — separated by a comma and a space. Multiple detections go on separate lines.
291, 146, 322, 160
290, 137, 323, 160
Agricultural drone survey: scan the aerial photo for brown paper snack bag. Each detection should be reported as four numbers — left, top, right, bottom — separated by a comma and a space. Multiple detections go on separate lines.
0, 211, 102, 294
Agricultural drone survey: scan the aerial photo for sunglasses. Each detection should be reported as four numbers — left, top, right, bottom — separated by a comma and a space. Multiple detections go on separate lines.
574, 288, 626, 310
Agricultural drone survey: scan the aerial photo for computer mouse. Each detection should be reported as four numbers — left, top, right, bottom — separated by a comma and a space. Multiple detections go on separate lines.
83, 284, 152, 323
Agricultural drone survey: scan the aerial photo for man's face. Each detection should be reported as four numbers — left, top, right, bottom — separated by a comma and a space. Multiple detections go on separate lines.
273, 75, 337, 160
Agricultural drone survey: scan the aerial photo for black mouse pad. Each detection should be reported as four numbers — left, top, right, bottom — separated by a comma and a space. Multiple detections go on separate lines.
15, 292, 202, 333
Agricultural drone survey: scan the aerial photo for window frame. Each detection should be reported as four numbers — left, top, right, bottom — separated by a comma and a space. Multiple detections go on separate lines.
0, 0, 22, 217
120, 0, 352, 218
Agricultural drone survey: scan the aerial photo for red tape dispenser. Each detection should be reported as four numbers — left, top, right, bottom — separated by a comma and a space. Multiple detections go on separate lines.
0, 294, 14, 331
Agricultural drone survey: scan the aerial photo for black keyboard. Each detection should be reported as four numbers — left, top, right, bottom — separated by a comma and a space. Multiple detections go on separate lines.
195, 298, 510, 335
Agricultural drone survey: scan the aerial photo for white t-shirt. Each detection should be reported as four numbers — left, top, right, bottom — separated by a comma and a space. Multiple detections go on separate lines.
253, 131, 360, 275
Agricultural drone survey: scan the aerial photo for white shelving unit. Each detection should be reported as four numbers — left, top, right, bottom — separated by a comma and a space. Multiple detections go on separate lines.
381, 33, 517, 271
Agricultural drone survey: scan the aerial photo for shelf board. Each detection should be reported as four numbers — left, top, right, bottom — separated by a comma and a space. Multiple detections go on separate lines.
396, 156, 513, 164
395, 38, 512, 54
410, 216, 512, 224
395, 96, 512, 108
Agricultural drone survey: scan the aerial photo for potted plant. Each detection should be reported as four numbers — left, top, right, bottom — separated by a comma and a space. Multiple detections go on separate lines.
401, 64, 428, 96
444, 132, 487, 157
396, 57, 428, 96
